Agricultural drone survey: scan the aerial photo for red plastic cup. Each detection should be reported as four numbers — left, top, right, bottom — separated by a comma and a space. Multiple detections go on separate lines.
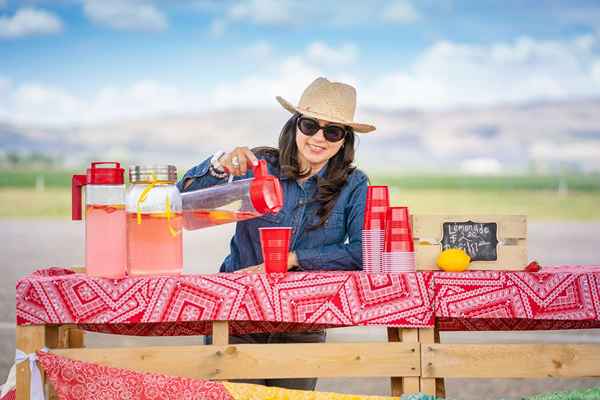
259, 227, 292, 274
384, 207, 414, 253
364, 213, 386, 230
364, 186, 389, 228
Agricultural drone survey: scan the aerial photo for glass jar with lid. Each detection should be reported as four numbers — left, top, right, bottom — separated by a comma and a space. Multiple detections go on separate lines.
126, 165, 182, 276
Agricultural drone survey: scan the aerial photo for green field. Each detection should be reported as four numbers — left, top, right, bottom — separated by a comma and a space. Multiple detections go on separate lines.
3, 169, 600, 191
1, 170, 599, 219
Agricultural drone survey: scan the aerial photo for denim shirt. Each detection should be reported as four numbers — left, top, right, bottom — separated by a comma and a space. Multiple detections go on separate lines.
177, 155, 368, 272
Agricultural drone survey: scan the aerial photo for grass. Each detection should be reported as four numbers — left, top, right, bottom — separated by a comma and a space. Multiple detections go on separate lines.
1, 187, 599, 220
0, 188, 72, 218
0, 169, 75, 188
3, 169, 600, 191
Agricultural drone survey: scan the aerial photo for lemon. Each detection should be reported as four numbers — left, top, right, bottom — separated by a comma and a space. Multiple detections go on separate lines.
436, 248, 471, 272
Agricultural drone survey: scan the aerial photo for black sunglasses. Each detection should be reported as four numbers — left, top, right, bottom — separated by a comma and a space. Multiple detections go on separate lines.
297, 116, 350, 143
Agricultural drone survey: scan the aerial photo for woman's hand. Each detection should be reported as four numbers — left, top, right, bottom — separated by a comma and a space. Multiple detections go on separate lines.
235, 252, 299, 273
220, 146, 259, 176
234, 264, 264, 273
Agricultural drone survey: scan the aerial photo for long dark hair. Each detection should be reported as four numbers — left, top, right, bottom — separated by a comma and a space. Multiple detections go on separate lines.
254, 113, 357, 228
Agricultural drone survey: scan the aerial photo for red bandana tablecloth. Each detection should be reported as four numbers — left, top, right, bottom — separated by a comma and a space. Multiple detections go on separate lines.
15, 267, 600, 334
16, 268, 435, 335
433, 269, 600, 330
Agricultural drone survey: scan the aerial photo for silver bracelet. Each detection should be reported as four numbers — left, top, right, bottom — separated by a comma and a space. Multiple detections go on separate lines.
209, 150, 229, 179
209, 163, 229, 179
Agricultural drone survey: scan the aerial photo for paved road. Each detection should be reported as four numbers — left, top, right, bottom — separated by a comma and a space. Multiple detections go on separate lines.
2, 220, 600, 398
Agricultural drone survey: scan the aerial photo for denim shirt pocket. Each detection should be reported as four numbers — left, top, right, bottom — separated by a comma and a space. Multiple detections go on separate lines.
305, 210, 345, 245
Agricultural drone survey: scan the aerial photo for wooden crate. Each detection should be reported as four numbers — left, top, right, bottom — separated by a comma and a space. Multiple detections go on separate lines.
412, 214, 527, 271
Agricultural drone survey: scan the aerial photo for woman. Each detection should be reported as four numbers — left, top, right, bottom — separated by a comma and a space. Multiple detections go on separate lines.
178, 77, 376, 390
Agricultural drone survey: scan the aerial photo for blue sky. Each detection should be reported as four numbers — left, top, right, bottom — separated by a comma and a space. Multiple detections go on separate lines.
1, 0, 600, 125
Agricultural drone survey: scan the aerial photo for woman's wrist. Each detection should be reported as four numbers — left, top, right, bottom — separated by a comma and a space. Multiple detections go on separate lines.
209, 150, 229, 178
287, 251, 299, 270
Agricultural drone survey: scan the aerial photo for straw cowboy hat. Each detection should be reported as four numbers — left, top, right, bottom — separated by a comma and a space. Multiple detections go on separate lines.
276, 77, 376, 133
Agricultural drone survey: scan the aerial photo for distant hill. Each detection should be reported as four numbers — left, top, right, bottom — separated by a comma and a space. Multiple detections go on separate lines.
1, 99, 600, 173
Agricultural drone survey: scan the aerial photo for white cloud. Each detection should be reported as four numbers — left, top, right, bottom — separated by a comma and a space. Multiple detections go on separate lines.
382, 0, 419, 23
0, 7, 63, 38
306, 42, 358, 66
212, 35, 600, 111
530, 141, 600, 161
211, 42, 358, 109
1, 80, 205, 126
4, 36, 600, 125
209, 18, 226, 37
227, 0, 291, 24
240, 40, 273, 60
0, 42, 361, 125
212, 1, 395, 34
362, 35, 600, 109
592, 60, 600, 83
460, 158, 503, 175
83, 0, 167, 32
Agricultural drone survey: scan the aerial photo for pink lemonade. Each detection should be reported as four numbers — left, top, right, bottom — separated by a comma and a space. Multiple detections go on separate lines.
127, 212, 183, 276
85, 204, 127, 278
183, 209, 261, 230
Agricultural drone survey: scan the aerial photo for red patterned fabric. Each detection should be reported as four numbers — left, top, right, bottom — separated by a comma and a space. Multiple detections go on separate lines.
0, 389, 15, 400
37, 351, 233, 400
16, 270, 435, 335
433, 270, 600, 330
16, 268, 600, 333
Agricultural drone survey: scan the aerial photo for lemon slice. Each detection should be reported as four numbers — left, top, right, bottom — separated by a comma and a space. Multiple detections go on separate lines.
436, 248, 471, 272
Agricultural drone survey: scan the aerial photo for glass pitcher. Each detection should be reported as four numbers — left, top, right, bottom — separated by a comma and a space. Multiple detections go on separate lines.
72, 162, 126, 278
126, 165, 183, 276
181, 160, 283, 230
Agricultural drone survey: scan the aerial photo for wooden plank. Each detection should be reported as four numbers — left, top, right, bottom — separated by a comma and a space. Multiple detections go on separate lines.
44, 326, 60, 348
53, 342, 420, 380
418, 328, 436, 396
387, 328, 403, 396
44, 326, 61, 400
412, 215, 527, 240
401, 328, 418, 343
16, 325, 46, 400
422, 344, 600, 378
432, 322, 446, 399
67, 327, 85, 348
386, 327, 400, 343
212, 321, 229, 346
416, 242, 527, 271
400, 329, 420, 395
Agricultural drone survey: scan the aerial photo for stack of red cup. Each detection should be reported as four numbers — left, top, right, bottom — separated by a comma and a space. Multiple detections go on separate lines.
362, 186, 389, 273
381, 206, 416, 272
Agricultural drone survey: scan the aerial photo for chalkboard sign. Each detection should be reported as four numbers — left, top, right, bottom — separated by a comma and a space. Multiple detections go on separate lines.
441, 221, 499, 261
